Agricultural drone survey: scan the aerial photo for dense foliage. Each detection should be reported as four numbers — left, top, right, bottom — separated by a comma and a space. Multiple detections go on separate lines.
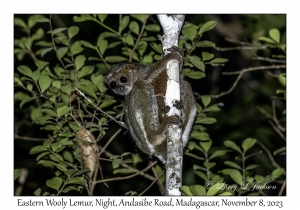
14, 14, 286, 196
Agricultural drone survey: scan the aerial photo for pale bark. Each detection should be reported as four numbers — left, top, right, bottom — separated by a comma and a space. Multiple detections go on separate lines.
157, 14, 185, 196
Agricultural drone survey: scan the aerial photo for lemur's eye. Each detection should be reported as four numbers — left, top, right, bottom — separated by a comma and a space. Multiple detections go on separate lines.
120, 76, 127, 83
109, 81, 116, 89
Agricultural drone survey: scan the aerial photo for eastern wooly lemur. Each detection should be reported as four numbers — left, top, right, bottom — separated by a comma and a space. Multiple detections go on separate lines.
105, 47, 197, 164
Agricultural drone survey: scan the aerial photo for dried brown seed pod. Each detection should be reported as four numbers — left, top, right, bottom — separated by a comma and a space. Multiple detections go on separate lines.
76, 129, 99, 180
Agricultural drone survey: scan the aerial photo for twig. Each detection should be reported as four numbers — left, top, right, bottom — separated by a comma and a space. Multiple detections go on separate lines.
74, 87, 127, 129
14, 134, 48, 142
206, 65, 286, 99
15, 169, 28, 196
130, 15, 149, 62
94, 161, 157, 184
98, 129, 122, 157
97, 145, 156, 182
278, 179, 286, 196
269, 120, 286, 142
139, 169, 165, 196
151, 165, 165, 195
252, 56, 286, 64
256, 141, 282, 170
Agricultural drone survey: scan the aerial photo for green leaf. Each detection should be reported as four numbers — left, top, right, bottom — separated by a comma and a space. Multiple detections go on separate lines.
41, 108, 57, 117
36, 18, 50, 23
113, 168, 134, 175
182, 25, 197, 41
180, 186, 193, 196
269, 28, 280, 44
137, 41, 147, 56
14, 18, 27, 29
120, 16, 130, 31
129, 21, 139, 35
189, 185, 206, 196
186, 71, 206, 79
99, 98, 117, 109
68, 26, 79, 39
145, 24, 160, 32
76, 84, 97, 99
62, 151, 74, 164
73, 168, 91, 177
258, 36, 277, 44
194, 171, 207, 181
36, 151, 50, 161
206, 183, 221, 196
34, 188, 41, 196
200, 140, 212, 152
32, 28, 44, 41
209, 58, 229, 63
218, 192, 233, 196
191, 131, 210, 141
71, 41, 84, 55
199, 20, 217, 34
73, 15, 94, 23
254, 175, 264, 183
68, 177, 85, 186
278, 74, 286, 86
41, 47, 53, 58
56, 47, 68, 60
46, 177, 62, 191
57, 105, 71, 118
209, 150, 230, 160
99, 39, 108, 55
56, 163, 67, 171
195, 40, 216, 48
229, 169, 243, 185
202, 52, 214, 61
80, 40, 95, 49
98, 14, 108, 22
75, 55, 86, 70
224, 140, 242, 153
124, 34, 134, 46
202, 96, 211, 107
245, 164, 259, 170
38, 160, 57, 168
29, 145, 47, 154
78, 66, 95, 79
224, 161, 242, 170
50, 28, 68, 35
64, 169, 78, 177
203, 162, 216, 169
195, 117, 217, 124
150, 43, 162, 54
105, 56, 127, 63
130, 14, 147, 23
271, 168, 285, 179
61, 85, 72, 95
242, 138, 256, 152
14, 169, 22, 180
17, 65, 32, 78
38, 74, 51, 93
273, 147, 286, 156
51, 142, 62, 152
14, 77, 24, 87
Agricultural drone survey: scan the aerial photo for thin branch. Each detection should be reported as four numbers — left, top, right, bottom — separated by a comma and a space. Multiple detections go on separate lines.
278, 179, 286, 196
129, 15, 149, 62
256, 141, 282, 170
14, 134, 48, 142
206, 65, 286, 99
252, 56, 286, 64
139, 170, 165, 196
151, 166, 165, 195
94, 161, 157, 184
97, 145, 156, 182
75, 87, 127, 129
98, 129, 122, 157
269, 120, 286, 142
